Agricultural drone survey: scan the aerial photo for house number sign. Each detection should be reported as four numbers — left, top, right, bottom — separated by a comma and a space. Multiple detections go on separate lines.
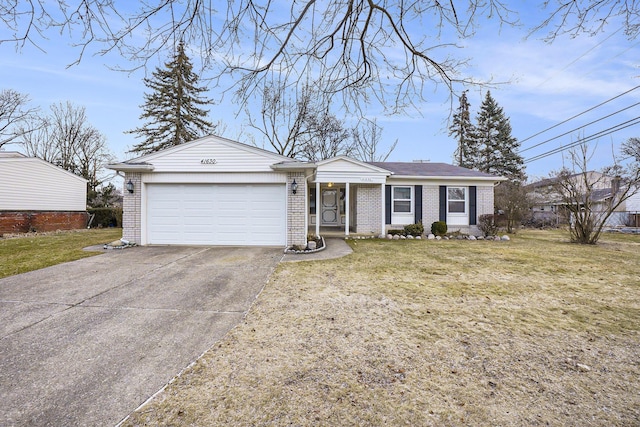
200, 158, 217, 164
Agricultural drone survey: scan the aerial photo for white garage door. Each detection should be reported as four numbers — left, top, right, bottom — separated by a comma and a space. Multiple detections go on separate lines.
146, 184, 286, 246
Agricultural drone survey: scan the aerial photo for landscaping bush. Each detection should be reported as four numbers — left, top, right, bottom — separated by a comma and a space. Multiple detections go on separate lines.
431, 221, 447, 236
404, 222, 424, 237
387, 229, 405, 236
88, 207, 122, 228
478, 214, 498, 236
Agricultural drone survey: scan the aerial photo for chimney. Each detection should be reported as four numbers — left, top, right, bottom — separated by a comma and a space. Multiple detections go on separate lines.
612, 175, 621, 195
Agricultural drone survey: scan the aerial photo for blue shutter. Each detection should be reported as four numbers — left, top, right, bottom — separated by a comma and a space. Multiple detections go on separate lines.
469, 186, 477, 225
439, 186, 447, 222
385, 185, 391, 224
414, 185, 423, 224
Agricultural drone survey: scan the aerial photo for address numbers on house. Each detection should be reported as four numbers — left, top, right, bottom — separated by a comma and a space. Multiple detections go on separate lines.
200, 159, 217, 164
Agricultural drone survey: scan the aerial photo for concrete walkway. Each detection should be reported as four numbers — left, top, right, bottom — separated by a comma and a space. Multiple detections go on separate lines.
0, 246, 281, 426
281, 238, 353, 262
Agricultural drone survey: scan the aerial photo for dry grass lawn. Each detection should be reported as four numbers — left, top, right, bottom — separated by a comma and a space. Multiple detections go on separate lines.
123, 230, 639, 426
0, 228, 123, 279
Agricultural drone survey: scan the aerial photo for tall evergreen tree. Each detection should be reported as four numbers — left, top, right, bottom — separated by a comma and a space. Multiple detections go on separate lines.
128, 41, 215, 154
449, 90, 479, 169
475, 91, 525, 181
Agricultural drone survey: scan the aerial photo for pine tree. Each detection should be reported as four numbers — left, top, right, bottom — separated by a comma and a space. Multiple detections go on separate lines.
448, 90, 479, 169
128, 41, 215, 154
475, 91, 525, 181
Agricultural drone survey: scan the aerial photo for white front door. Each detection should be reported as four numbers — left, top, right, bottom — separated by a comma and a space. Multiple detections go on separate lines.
321, 189, 339, 226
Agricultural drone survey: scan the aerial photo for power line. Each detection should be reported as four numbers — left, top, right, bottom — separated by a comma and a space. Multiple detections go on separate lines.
524, 116, 640, 164
519, 101, 640, 153
534, 26, 623, 89
519, 84, 640, 146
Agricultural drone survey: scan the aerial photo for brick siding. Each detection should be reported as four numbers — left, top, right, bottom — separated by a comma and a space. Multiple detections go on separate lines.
287, 172, 306, 247
0, 211, 87, 234
122, 173, 142, 244
355, 185, 383, 235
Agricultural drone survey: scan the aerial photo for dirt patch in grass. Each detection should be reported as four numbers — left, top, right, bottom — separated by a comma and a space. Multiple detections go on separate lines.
123, 230, 640, 426
0, 228, 123, 279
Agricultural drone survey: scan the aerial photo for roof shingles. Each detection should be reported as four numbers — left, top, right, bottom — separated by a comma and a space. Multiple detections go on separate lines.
369, 162, 502, 179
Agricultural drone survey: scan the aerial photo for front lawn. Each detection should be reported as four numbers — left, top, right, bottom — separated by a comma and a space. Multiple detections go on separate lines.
124, 230, 639, 426
0, 229, 123, 279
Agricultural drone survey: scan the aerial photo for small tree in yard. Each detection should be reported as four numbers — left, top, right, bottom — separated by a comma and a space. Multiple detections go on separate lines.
553, 142, 640, 244
495, 180, 532, 233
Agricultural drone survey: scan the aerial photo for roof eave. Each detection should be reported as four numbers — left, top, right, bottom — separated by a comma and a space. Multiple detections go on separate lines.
270, 162, 316, 172
107, 163, 155, 172
387, 175, 506, 181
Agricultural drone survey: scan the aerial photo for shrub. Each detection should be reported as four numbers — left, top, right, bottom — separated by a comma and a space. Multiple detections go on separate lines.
387, 229, 405, 236
431, 221, 447, 236
478, 214, 498, 236
88, 207, 122, 228
404, 222, 424, 237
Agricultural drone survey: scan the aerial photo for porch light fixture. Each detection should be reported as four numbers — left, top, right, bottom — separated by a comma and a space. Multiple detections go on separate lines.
327, 182, 333, 188
291, 179, 298, 195
126, 179, 134, 194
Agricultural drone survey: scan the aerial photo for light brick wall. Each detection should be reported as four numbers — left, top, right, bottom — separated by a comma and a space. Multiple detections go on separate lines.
122, 173, 142, 244
287, 172, 306, 247
422, 184, 494, 236
477, 186, 494, 217
422, 185, 440, 229
355, 185, 383, 235
471, 185, 495, 235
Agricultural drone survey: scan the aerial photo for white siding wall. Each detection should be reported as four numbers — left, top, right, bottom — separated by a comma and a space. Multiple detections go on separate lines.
136, 137, 288, 173
0, 158, 86, 211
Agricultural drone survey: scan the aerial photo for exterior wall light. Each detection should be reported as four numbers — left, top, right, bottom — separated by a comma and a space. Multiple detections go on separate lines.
126, 179, 134, 193
291, 179, 298, 195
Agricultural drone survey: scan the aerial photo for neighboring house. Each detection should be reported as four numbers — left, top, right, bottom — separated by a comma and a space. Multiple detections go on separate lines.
107, 136, 505, 247
527, 172, 640, 227
0, 152, 88, 234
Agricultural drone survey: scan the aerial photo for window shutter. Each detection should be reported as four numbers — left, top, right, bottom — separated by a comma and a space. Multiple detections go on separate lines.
469, 186, 477, 225
385, 185, 391, 224
414, 185, 423, 224
439, 186, 446, 222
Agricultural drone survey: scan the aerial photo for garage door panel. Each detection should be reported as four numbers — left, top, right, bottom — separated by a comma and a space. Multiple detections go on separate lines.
146, 184, 285, 246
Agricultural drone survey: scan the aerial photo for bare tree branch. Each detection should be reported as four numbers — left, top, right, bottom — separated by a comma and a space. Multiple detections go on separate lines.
0, 88, 39, 148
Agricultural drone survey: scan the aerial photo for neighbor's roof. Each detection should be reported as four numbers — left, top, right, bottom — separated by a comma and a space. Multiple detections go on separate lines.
369, 162, 504, 180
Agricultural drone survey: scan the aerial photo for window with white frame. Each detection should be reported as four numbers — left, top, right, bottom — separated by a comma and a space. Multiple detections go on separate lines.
447, 187, 466, 213
393, 186, 412, 213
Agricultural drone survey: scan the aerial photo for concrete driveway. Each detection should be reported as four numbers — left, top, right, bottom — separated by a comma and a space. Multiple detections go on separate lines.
0, 246, 282, 426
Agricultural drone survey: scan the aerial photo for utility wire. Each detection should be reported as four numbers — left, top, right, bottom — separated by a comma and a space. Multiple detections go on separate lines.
519, 84, 640, 146
520, 101, 640, 153
534, 26, 623, 89
524, 116, 640, 163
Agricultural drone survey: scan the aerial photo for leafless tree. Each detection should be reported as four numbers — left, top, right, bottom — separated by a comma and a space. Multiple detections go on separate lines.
552, 143, 640, 244
0, 1, 511, 112
494, 180, 532, 233
2, 2, 636, 120
248, 80, 353, 161
19, 115, 56, 161
532, 1, 640, 41
622, 137, 640, 162
247, 82, 314, 158
297, 107, 353, 162
0, 89, 38, 148
351, 118, 397, 162
20, 101, 113, 192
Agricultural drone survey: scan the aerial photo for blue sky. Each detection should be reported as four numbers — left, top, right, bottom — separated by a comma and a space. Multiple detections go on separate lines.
1, 3, 638, 182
